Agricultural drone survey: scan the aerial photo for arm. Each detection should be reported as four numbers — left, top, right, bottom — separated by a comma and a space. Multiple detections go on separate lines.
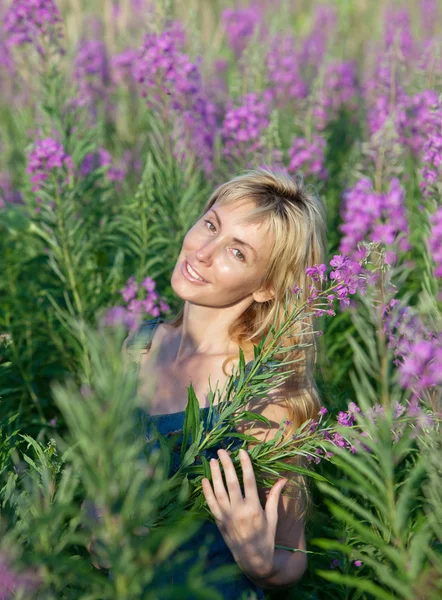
201, 388, 309, 590
233, 394, 309, 589
243, 486, 308, 589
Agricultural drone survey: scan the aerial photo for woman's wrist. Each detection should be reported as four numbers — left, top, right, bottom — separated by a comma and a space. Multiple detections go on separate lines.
241, 548, 308, 590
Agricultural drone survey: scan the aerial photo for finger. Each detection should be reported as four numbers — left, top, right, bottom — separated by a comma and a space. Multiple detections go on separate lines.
210, 458, 231, 507
238, 448, 260, 504
201, 477, 223, 521
216, 449, 244, 505
265, 478, 287, 533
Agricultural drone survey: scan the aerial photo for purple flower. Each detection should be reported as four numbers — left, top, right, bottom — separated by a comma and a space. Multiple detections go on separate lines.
339, 177, 411, 264
102, 306, 139, 331
80, 148, 126, 182
120, 276, 139, 303
74, 39, 110, 105
3, 0, 62, 52
170, 95, 219, 176
401, 90, 439, 156
353, 560, 363, 567
141, 276, 156, 292
133, 23, 201, 112
300, 5, 337, 71
384, 7, 414, 59
382, 298, 441, 398
265, 33, 307, 108
221, 93, 271, 167
427, 206, 442, 283
26, 138, 73, 193
364, 60, 409, 137
159, 299, 170, 313
420, 103, 442, 196
110, 47, 138, 86
306, 263, 327, 282
221, 5, 264, 58
0, 172, 23, 208
117, 274, 170, 323
288, 135, 327, 180
0, 551, 41, 598
312, 60, 359, 129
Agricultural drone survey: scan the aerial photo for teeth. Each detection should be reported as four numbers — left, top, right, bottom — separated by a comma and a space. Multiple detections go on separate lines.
186, 262, 204, 281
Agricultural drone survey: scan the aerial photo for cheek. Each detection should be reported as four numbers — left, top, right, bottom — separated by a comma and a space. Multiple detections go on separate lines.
182, 225, 202, 249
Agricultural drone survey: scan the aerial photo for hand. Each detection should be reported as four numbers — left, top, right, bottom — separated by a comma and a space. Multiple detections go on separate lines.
201, 448, 287, 580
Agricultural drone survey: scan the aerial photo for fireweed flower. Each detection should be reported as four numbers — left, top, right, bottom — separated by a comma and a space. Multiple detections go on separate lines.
80, 148, 126, 182
221, 5, 264, 58
265, 33, 307, 109
427, 206, 442, 286
103, 276, 170, 332
420, 102, 442, 197
419, 0, 439, 38
401, 90, 439, 156
300, 4, 337, 71
102, 306, 139, 331
0, 551, 41, 598
288, 135, 327, 180
133, 23, 201, 112
303, 255, 368, 314
26, 138, 73, 201
0, 172, 23, 207
3, 0, 63, 52
382, 298, 441, 399
364, 60, 409, 137
110, 47, 138, 87
221, 92, 270, 167
312, 60, 359, 130
384, 7, 414, 59
132, 22, 217, 172
339, 177, 411, 264
74, 39, 111, 106
170, 95, 218, 176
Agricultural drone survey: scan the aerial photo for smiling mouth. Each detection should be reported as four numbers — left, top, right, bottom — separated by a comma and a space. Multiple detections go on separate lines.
183, 260, 208, 283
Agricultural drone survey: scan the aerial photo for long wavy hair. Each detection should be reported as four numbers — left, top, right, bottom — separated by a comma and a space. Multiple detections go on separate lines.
168, 165, 327, 518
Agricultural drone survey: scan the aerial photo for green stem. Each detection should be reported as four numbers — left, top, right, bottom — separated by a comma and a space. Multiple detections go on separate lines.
53, 186, 92, 382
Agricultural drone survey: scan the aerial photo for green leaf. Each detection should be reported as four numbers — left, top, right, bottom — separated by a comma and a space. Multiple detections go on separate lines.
395, 455, 427, 533
235, 348, 246, 391
316, 480, 387, 536
181, 383, 201, 463
200, 455, 211, 480
316, 570, 398, 600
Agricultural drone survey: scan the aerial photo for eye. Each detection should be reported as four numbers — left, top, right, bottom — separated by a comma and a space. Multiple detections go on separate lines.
204, 219, 246, 262
204, 219, 216, 232
232, 249, 246, 262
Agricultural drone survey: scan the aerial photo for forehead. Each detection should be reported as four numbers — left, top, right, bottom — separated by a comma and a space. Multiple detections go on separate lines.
209, 200, 273, 257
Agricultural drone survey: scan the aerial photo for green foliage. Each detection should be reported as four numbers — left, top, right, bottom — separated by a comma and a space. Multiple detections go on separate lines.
0, 322, 243, 598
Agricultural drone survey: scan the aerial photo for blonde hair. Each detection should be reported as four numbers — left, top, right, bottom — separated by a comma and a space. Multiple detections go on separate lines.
169, 165, 327, 518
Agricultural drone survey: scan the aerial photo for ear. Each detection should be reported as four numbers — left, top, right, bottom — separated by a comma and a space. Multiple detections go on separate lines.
253, 285, 275, 304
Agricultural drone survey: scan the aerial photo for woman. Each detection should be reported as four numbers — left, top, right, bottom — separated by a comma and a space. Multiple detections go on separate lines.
124, 165, 327, 598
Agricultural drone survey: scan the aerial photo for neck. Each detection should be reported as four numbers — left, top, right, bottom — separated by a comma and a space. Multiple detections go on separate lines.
172, 298, 254, 364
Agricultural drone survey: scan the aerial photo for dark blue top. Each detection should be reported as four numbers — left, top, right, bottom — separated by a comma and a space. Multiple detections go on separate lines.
129, 318, 267, 599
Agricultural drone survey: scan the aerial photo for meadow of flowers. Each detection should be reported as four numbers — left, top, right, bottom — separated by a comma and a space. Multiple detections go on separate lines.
0, 0, 441, 598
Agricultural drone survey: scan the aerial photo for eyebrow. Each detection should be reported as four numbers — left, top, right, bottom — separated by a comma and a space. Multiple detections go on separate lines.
211, 209, 258, 259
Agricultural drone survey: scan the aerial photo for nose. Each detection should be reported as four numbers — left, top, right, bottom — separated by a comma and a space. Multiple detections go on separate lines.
195, 238, 217, 264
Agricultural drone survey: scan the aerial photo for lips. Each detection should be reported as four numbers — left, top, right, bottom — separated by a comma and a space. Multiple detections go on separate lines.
182, 259, 209, 283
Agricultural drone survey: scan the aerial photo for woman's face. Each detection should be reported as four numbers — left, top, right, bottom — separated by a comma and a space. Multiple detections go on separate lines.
171, 199, 274, 307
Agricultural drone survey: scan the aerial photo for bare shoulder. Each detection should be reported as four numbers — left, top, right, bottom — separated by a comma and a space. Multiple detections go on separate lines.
233, 385, 289, 444
121, 319, 169, 368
